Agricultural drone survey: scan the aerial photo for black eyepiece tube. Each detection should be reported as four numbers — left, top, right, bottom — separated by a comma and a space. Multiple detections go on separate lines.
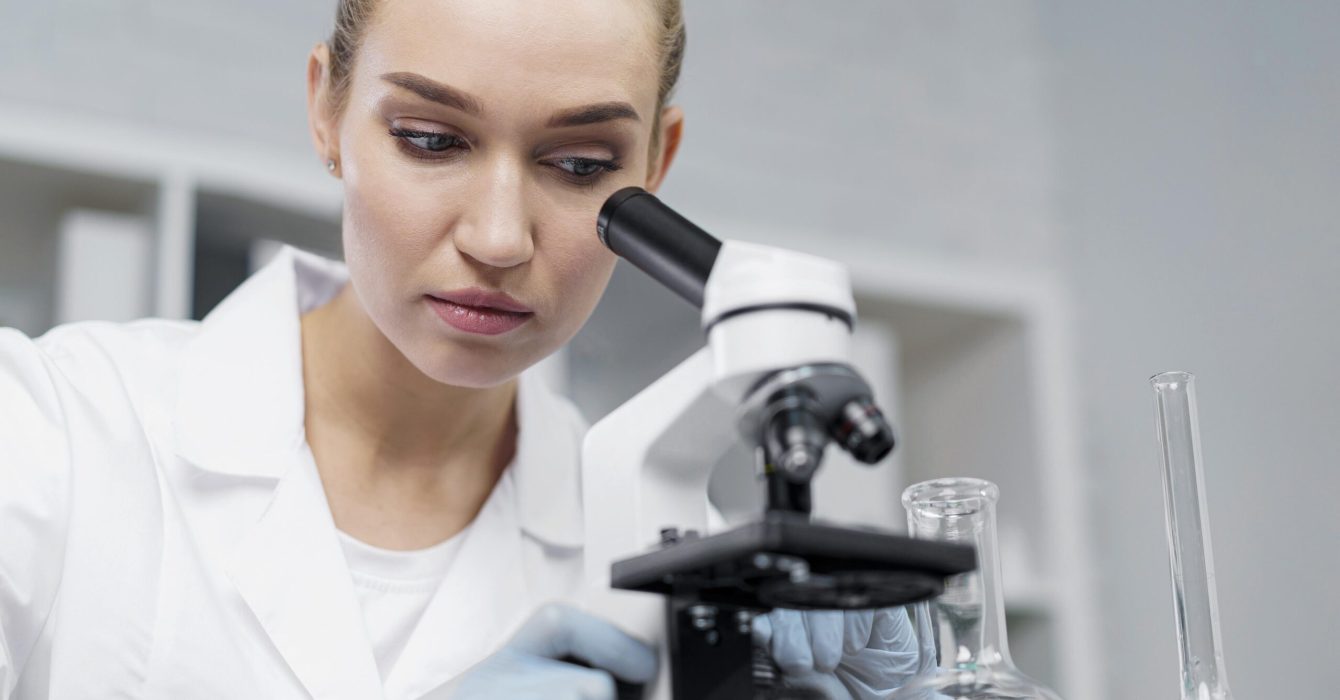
597, 187, 722, 309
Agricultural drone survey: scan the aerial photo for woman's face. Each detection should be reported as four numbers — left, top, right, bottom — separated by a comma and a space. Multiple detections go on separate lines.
309, 0, 681, 387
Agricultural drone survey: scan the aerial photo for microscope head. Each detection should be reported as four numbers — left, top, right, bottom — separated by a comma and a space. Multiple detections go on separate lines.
600, 187, 896, 513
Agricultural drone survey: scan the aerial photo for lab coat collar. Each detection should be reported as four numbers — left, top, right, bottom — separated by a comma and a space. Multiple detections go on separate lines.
511, 359, 586, 549
173, 245, 329, 478
173, 245, 585, 547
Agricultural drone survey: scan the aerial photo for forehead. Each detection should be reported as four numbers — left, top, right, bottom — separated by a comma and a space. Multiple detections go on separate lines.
357, 0, 661, 117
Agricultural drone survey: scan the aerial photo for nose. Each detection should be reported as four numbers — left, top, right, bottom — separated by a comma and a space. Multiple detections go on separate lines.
452, 158, 535, 269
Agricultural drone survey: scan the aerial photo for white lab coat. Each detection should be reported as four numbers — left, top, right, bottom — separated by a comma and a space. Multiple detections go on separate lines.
0, 247, 592, 700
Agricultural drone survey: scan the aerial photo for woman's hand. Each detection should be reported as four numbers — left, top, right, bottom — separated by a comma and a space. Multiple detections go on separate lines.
426, 603, 656, 700
753, 607, 924, 700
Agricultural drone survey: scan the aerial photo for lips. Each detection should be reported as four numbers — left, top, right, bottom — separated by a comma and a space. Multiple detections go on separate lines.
430, 288, 533, 313
425, 288, 534, 336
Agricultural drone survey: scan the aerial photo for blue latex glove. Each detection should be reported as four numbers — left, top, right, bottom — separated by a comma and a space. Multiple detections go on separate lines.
753, 607, 924, 700
429, 603, 657, 700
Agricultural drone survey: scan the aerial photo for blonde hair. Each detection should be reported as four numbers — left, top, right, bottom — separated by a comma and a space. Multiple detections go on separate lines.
326, 0, 686, 141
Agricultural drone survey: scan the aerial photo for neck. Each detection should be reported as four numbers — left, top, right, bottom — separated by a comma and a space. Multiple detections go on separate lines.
300, 284, 517, 548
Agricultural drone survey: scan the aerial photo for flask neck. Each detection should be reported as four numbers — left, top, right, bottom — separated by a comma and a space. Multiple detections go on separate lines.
905, 479, 1014, 670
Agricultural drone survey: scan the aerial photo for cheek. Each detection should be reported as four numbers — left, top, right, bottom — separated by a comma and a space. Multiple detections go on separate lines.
343, 163, 448, 270
337, 140, 458, 351
342, 118, 485, 260
541, 217, 618, 331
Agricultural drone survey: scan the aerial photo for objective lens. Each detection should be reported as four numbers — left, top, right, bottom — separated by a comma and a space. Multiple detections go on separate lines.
830, 396, 896, 464
763, 388, 829, 483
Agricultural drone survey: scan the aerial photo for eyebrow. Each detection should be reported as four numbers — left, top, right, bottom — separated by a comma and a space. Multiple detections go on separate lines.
381, 72, 484, 116
380, 71, 640, 128
546, 102, 642, 128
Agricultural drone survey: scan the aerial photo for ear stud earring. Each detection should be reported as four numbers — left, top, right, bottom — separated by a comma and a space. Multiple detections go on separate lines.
326, 159, 337, 174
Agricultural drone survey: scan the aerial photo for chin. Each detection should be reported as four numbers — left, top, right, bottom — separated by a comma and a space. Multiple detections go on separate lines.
411, 344, 527, 389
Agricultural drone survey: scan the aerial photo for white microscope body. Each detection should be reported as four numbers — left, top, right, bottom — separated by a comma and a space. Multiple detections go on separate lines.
579, 188, 878, 700
581, 239, 857, 578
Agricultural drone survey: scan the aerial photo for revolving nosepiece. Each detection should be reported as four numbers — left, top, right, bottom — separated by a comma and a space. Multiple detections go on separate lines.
762, 392, 895, 481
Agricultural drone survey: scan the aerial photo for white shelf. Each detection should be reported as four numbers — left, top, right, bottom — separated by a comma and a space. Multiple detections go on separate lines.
0, 103, 341, 218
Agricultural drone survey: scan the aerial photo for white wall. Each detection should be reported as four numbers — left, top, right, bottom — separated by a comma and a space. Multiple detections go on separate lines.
0, 1, 330, 161
1040, 2, 1340, 697
666, 1, 1061, 269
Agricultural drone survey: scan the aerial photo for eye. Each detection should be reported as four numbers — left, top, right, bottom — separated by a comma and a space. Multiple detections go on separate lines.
549, 156, 622, 183
388, 127, 466, 158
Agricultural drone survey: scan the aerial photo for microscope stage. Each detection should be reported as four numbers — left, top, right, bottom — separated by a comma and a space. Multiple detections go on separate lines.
611, 511, 976, 610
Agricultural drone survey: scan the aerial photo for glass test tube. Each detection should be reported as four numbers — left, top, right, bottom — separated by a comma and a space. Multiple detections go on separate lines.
1151, 371, 1235, 700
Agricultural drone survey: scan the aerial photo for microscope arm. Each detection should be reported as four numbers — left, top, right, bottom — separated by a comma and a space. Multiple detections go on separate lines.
581, 346, 734, 593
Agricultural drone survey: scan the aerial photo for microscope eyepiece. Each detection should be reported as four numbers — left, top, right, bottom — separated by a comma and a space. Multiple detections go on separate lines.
596, 187, 722, 309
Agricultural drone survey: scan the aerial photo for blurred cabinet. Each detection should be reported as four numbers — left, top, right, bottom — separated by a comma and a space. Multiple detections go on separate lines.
55, 209, 154, 324
0, 156, 160, 333
0, 105, 1100, 698
191, 190, 341, 318
0, 104, 341, 335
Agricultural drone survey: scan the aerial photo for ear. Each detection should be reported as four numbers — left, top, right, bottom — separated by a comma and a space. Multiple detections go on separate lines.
644, 105, 684, 194
306, 42, 340, 173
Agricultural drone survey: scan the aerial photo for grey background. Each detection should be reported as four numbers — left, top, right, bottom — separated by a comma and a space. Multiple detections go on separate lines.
3, 1, 1337, 697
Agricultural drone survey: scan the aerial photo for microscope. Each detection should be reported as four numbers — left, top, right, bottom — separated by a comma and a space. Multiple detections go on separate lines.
581, 189, 977, 700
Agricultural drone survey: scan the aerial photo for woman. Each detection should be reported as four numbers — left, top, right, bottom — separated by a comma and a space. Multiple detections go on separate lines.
0, 1, 917, 698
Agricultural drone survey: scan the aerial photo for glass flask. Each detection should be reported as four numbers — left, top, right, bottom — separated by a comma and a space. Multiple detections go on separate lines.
890, 478, 1063, 700
1150, 372, 1235, 700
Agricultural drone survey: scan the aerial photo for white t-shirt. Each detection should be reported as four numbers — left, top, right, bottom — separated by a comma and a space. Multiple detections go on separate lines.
335, 468, 522, 685
337, 524, 467, 682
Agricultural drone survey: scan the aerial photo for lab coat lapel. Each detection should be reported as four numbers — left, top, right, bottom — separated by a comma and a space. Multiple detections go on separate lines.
173, 246, 382, 698
510, 369, 586, 548
386, 369, 589, 700
383, 475, 530, 700
225, 445, 385, 700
